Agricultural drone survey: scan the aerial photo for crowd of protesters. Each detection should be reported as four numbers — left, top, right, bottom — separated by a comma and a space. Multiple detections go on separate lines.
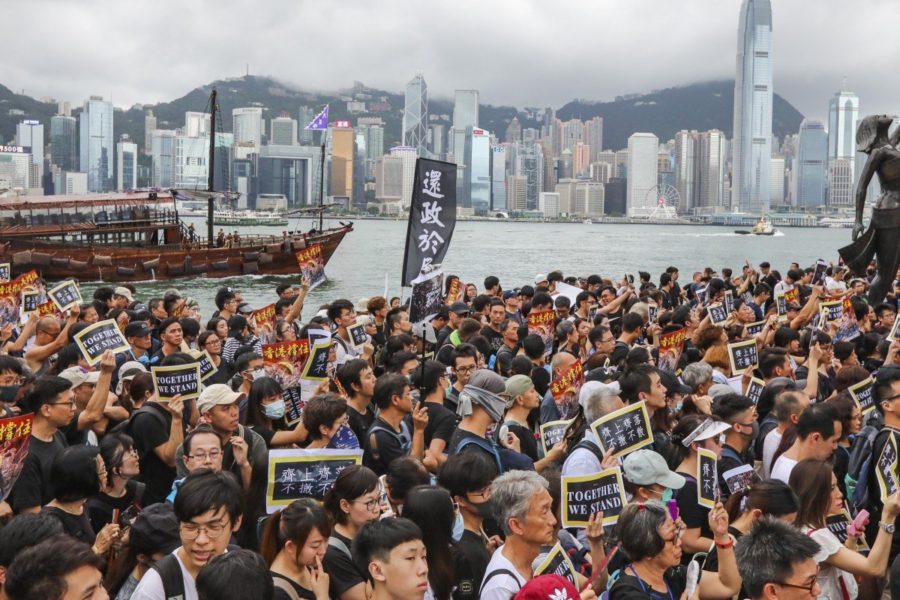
0, 260, 899, 600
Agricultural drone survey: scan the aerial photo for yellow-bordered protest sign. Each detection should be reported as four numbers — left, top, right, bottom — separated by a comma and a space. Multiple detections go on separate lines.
589, 401, 653, 458
561, 467, 627, 527
266, 448, 363, 513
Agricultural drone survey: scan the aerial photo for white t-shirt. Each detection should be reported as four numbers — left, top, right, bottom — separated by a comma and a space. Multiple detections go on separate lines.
825, 278, 848, 294
130, 549, 198, 600
762, 429, 783, 479
480, 545, 528, 600
770, 454, 798, 484
806, 526, 858, 600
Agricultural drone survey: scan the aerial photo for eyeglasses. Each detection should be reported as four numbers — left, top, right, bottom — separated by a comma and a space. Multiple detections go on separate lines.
353, 498, 381, 512
180, 520, 229, 540
187, 450, 223, 461
883, 393, 900, 403
455, 366, 476, 374
771, 568, 819, 595
50, 400, 76, 408
205, 339, 222, 346
469, 487, 491, 500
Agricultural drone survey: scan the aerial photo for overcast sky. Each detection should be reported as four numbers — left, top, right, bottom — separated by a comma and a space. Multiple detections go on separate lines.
4, 0, 900, 124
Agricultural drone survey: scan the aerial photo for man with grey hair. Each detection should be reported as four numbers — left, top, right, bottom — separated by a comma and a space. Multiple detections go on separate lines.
735, 517, 821, 599
681, 361, 713, 396
480, 471, 556, 600
561, 381, 623, 479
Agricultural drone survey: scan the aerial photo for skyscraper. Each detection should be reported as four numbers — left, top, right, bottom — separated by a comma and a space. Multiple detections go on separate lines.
796, 119, 828, 208
184, 111, 211, 138
271, 113, 298, 146
297, 106, 315, 144
505, 117, 522, 144
451, 90, 479, 161
491, 145, 507, 211
674, 130, 699, 213
233, 107, 263, 147
584, 117, 604, 162
698, 130, 726, 210
732, 0, 773, 214
828, 86, 859, 164
144, 110, 156, 155
626, 133, 659, 216
463, 127, 491, 211
79, 96, 114, 192
116, 135, 137, 191
403, 75, 428, 157
329, 125, 355, 202
16, 119, 44, 185
50, 115, 77, 172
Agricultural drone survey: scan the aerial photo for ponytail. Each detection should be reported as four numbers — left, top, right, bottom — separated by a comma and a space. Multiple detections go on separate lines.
258, 499, 331, 567
259, 509, 284, 565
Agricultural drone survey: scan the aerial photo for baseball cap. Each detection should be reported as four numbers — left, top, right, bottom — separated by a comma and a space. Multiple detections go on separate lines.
118, 361, 148, 382
124, 322, 153, 338
129, 503, 181, 555
449, 301, 470, 315
708, 383, 736, 398
658, 370, 692, 395
534, 274, 548, 285
236, 302, 255, 315
114, 286, 134, 302
197, 384, 242, 414
503, 290, 517, 301
356, 297, 370, 314
59, 366, 100, 388
505, 375, 534, 404
514, 575, 579, 600
623, 449, 686, 489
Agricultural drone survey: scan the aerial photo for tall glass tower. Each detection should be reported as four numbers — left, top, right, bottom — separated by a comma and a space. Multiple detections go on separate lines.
732, 0, 773, 214
79, 96, 114, 192
403, 75, 428, 157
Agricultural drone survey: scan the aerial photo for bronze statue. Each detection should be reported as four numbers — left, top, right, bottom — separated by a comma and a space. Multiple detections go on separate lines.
839, 115, 900, 304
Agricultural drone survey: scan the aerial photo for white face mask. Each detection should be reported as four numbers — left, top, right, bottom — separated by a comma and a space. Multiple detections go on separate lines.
251, 368, 266, 381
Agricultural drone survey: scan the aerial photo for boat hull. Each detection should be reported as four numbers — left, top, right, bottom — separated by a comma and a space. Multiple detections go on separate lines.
0, 225, 352, 283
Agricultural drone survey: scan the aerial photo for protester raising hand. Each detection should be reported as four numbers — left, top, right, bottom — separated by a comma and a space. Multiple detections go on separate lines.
706, 501, 730, 540
92, 521, 120, 556
411, 402, 429, 431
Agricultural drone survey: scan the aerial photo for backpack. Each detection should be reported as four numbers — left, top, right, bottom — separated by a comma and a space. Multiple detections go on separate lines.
150, 553, 186, 600
454, 435, 505, 474
567, 439, 605, 465
754, 414, 778, 459
848, 427, 890, 511
272, 575, 302, 600
479, 569, 523, 597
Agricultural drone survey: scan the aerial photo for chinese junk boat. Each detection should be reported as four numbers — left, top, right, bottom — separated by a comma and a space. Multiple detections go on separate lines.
0, 191, 351, 282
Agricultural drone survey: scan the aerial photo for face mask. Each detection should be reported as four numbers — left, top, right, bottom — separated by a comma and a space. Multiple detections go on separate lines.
263, 400, 285, 420
747, 421, 760, 444
469, 498, 494, 521
0, 385, 18, 403
661, 488, 674, 503
251, 368, 266, 381
669, 402, 683, 415
451, 511, 465, 543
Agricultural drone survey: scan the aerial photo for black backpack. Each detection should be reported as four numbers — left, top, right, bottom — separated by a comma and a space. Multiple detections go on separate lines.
152, 546, 241, 599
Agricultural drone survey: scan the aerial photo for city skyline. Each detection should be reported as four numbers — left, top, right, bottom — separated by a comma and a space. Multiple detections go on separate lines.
3, 1, 900, 124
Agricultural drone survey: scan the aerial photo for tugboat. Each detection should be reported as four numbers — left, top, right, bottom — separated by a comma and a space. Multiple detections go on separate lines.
735, 216, 776, 236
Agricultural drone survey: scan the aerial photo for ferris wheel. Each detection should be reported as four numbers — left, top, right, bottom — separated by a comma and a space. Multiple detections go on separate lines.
639, 184, 681, 219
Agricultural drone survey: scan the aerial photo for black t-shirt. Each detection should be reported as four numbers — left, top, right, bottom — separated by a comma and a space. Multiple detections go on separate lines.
347, 403, 376, 444
363, 417, 410, 476
324, 531, 365, 599
131, 403, 183, 505
9, 431, 68, 511
717, 445, 745, 503
252, 425, 277, 448
480, 326, 504, 356
422, 401, 458, 450
675, 473, 712, 561
610, 566, 686, 600
610, 341, 630, 366
453, 533, 485, 600
87, 479, 144, 533
41, 506, 96, 545
271, 573, 316, 600
497, 421, 539, 461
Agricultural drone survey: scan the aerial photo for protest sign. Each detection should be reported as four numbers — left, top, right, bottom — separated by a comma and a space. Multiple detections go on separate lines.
48, 279, 82, 312
783, 287, 799, 307
266, 448, 363, 512
253, 303, 277, 342
73, 319, 130, 366
742, 291, 754, 306
20, 289, 39, 317
657, 327, 687, 373
876, 434, 899, 503
539, 418, 573, 455
533, 542, 577, 585
745, 377, 765, 406
561, 467, 627, 527
347, 322, 368, 349
151, 363, 201, 402
848, 377, 876, 415
648, 303, 659, 324
727, 339, 759, 374
744, 320, 766, 336
444, 277, 461, 305
528, 309, 556, 358
550, 360, 584, 401
401, 158, 458, 286
0, 414, 33, 502
820, 300, 844, 323
301, 340, 331, 382
825, 510, 871, 551
724, 290, 734, 314
696, 286, 708, 306
708, 303, 729, 325
408, 270, 444, 325
553, 282, 581, 306
307, 328, 331, 348
722, 464, 759, 496
590, 401, 653, 458
262, 339, 311, 389
295, 243, 326, 290
0, 263, 9, 282
775, 294, 787, 316
834, 297, 860, 343
0, 270, 41, 329
282, 387, 305, 426
188, 350, 218, 382
811, 259, 828, 286
697, 448, 718, 509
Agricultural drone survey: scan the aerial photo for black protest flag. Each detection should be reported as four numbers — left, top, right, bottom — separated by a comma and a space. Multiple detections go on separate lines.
401, 158, 458, 287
